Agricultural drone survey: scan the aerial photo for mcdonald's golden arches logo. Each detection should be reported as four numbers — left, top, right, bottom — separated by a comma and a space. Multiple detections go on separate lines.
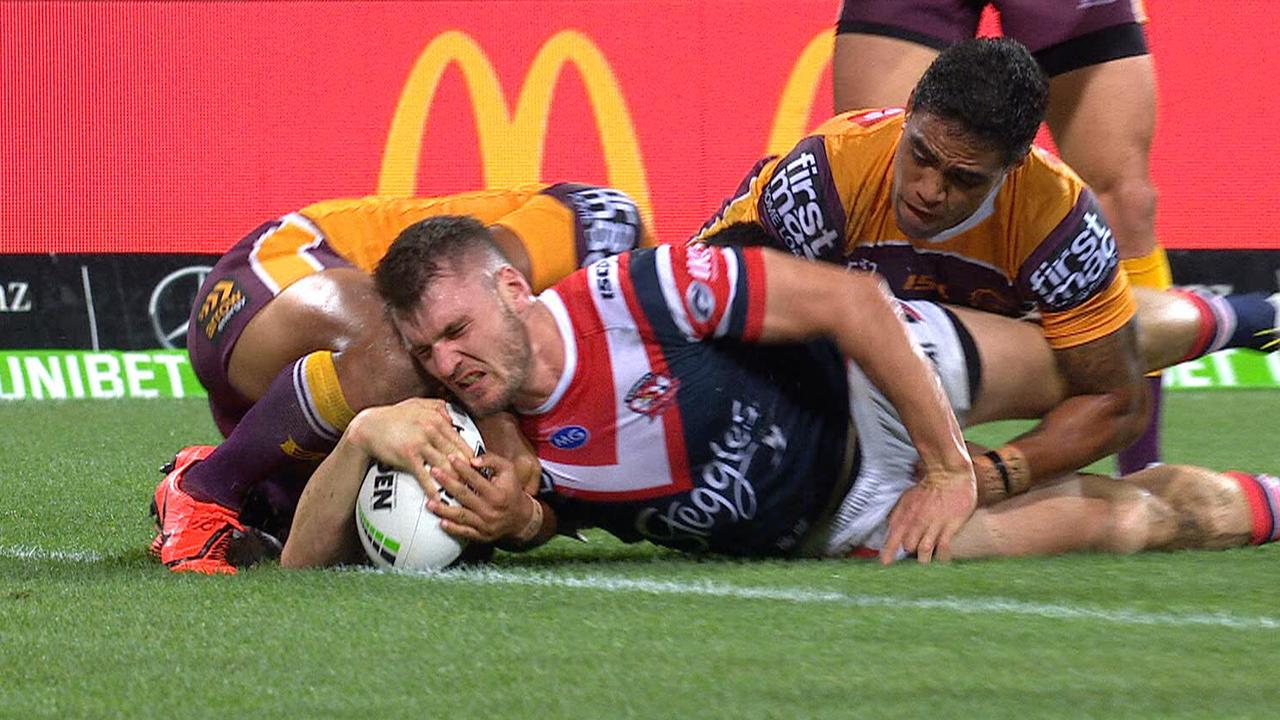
379, 29, 837, 238
379, 30, 654, 232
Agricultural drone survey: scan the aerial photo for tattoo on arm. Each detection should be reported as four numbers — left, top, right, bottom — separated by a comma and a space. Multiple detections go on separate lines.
1053, 321, 1143, 396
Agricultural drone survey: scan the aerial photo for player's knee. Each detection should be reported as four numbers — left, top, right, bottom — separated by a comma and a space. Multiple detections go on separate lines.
1097, 492, 1172, 554
331, 341, 428, 413
1094, 177, 1158, 254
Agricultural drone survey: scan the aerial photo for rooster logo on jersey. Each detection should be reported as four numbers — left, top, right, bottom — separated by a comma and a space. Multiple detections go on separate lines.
625, 372, 680, 418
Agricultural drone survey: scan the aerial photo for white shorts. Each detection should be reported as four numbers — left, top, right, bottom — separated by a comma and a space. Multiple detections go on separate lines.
808, 300, 974, 558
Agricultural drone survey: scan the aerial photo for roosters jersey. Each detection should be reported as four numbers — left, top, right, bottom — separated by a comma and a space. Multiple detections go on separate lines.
694, 109, 1135, 349
519, 245, 851, 555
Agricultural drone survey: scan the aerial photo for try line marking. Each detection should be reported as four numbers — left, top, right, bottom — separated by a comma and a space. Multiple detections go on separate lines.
6, 544, 1275, 631
1, 544, 103, 563
415, 566, 1280, 631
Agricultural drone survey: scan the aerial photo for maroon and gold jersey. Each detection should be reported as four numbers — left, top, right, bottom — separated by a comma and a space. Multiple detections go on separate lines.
694, 109, 1134, 349
250, 183, 650, 296
189, 183, 648, 435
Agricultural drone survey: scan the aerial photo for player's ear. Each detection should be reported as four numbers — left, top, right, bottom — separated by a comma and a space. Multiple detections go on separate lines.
495, 264, 534, 309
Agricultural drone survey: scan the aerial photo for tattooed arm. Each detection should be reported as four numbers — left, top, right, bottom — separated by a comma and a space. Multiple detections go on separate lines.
992, 321, 1149, 493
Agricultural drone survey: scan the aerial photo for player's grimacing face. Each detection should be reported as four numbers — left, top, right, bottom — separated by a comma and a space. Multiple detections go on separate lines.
397, 273, 531, 418
891, 112, 1010, 239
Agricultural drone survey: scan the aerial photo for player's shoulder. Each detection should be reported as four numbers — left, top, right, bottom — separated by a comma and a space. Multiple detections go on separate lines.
1009, 146, 1088, 206
811, 107, 907, 138
300, 185, 551, 221
1001, 146, 1091, 243
805, 107, 902, 152
802, 109, 902, 187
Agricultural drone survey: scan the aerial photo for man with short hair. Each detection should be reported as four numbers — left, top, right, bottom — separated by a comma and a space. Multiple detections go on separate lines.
153, 185, 648, 574
694, 37, 1278, 503
833, 0, 1172, 474
278, 216, 1280, 569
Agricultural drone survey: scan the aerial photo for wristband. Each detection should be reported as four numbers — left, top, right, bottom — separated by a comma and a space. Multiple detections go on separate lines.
992, 445, 1032, 496
984, 450, 1012, 496
514, 494, 544, 544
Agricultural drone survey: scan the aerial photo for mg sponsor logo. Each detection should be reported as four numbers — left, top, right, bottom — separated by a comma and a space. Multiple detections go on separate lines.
549, 425, 590, 450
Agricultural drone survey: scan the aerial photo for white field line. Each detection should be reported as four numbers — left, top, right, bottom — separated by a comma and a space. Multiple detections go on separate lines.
6, 543, 1275, 631
420, 566, 1280, 631
0, 544, 103, 563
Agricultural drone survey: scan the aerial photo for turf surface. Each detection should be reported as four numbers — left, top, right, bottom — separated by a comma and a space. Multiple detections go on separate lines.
1, 392, 1277, 719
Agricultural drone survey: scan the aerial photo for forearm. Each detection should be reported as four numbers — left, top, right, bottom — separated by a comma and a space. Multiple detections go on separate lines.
1006, 387, 1149, 484
997, 322, 1149, 489
756, 252, 970, 476
280, 428, 371, 568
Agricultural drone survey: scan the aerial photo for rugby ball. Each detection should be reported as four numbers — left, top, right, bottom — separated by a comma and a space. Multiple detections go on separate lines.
354, 404, 485, 571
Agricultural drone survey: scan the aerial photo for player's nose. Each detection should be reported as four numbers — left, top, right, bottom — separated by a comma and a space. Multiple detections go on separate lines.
434, 343, 464, 382
916, 168, 946, 206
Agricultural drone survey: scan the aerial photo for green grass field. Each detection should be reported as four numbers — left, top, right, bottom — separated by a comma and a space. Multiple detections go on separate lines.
2, 392, 1278, 719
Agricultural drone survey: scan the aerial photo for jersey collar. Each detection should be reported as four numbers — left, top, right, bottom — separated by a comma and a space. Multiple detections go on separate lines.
920, 173, 1006, 244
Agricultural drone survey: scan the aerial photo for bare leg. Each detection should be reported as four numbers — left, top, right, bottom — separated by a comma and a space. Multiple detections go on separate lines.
180, 269, 429, 510
1131, 286, 1201, 371
229, 268, 428, 410
950, 465, 1255, 559
1045, 55, 1158, 261
952, 287, 1216, 426
832, 33, 937, 113
944, 304, 1064, 426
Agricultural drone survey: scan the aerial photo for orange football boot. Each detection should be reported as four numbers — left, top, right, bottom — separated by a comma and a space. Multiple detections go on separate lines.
150, 446, 246, 575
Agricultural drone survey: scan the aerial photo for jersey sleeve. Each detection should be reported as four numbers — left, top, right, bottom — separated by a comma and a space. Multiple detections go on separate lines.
624, 243, 767, 343
300, 187, 547, 271
1016, 188, 1136, 348
692, 136, 848, 264
753, 135, 848, 262
496, 183, 647, 292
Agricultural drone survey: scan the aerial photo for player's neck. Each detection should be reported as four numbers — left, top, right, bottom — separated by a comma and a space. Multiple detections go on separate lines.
511, 299, 564, 413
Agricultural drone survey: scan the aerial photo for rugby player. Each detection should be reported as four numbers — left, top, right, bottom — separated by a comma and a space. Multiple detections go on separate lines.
693, 38, 1280, 499
153, 185, 648, 574
701, 221, 1279, 504
278, 217, 1280, 568
832, 0, 1172, 473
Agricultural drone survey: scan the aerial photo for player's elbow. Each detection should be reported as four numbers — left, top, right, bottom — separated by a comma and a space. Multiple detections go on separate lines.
1101, 379, 1152, 451
278, 541, 318, 569
279, 526, 345, 569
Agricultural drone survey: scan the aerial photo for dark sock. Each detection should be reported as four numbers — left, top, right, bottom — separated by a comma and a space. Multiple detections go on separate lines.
1116, 375, 1162, 475
183, 352, 353, 508
1223, 293, 1279, 351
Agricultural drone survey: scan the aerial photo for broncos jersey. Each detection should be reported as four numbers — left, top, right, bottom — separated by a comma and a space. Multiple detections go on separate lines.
243, 183, 648, 297
694, 109, 1135, 349
190, 183, 647, 436
519, 244, 851, 556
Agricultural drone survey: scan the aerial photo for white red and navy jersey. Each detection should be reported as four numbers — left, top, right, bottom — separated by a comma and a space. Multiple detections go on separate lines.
519, 244, 851, 555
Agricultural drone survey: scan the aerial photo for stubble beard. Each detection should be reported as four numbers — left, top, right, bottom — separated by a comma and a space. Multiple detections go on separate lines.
463, 303, 531, 418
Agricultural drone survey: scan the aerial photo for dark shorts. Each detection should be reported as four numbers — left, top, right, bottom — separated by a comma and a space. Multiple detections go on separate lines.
837, 0, 1148, 76
187, 217, 352, 435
